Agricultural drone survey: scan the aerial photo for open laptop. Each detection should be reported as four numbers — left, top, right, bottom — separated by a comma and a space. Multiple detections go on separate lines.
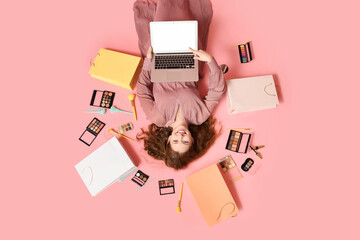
150, 21, 199, 82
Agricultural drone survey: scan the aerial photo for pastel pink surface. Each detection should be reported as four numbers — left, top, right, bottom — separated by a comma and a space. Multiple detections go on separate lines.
1, 0, 360, 239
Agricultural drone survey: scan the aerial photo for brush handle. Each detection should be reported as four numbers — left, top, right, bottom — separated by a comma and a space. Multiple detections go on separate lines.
109, 129, 134, 141
178, 183, 183, 200
131, 100, 137, 121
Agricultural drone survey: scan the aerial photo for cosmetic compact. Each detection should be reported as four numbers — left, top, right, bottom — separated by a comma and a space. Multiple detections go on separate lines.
225, 130, 252, 153
158, 179, 175, 195
131, 170, 149, 187
218, 155, 243, 182
241, 158, 254, 172
237, 42, 253, 63
79, 117, 106, 146
90, 90, 115, 108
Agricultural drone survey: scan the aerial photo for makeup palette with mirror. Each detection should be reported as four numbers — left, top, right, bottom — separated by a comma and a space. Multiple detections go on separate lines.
90, 90, 115, 108
132, 170, 149, 187
218, 155, 243, 182
158, 179, 175, 195
79, 117, 106, 146
225, 130, 252, 153
241, 158, 254, 172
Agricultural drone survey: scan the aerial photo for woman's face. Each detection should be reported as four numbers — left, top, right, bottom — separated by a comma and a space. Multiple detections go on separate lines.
168, 125, 193, 154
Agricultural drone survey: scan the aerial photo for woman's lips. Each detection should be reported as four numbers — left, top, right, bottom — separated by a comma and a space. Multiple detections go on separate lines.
177, 129, 186, 134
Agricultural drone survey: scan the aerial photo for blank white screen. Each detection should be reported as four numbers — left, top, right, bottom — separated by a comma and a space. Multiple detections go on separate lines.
150, 21, 198, 53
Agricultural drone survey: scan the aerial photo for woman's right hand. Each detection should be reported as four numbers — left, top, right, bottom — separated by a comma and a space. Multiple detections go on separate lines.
146, 46, 153, 59
189, 47, 214, 63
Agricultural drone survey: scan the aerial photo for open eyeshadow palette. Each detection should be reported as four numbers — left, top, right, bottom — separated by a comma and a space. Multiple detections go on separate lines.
237, 42, 253, 63
118, 122, 134, 134
218, 155, 243, 182
158, 179, 175, 195
131, 170, 149, 187
226, 130, 252, 154
90, 90, 115, 108
241, 158, 254, 172
79, 117, 105, 146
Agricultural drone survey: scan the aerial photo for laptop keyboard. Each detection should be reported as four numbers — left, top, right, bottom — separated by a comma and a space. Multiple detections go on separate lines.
155, 55, 195, 69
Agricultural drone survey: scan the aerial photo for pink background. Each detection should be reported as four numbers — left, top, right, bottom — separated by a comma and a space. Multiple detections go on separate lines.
1, 0, 360, 239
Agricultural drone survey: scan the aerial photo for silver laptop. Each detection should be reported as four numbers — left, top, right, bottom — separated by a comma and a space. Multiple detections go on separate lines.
150, 21, 199, 82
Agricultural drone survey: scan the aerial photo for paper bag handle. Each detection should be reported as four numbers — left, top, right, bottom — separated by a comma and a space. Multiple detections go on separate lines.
264, 83, 276, 96
216, 202, 237, 222
90, 53, 101, 67
82, 167, 94, 185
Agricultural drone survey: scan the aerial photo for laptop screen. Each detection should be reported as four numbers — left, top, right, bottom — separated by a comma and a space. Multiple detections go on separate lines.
150, 21, 198, 54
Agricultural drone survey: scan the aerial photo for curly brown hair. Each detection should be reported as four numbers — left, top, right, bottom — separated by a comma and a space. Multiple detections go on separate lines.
136, 117, 218, 169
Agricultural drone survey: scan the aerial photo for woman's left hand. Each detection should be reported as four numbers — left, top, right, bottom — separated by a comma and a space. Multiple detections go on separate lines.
189, 47, 214, 63
146, 46, 153, 59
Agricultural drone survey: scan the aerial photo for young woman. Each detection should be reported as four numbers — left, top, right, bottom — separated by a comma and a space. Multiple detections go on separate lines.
134, 0, 225, 169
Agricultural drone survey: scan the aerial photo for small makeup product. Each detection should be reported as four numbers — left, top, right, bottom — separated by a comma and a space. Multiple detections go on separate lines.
218, 155, 243, 182
132, 170, 149, 187
176, 183, 183, 213
237, 42, 253, 63
158, 179, 175, 195
241, 158, 254, 172
226, 130, 252, 154
79, 118, 106, 146
118, 122, 134, 134
108, 129, 134, 141
220, 64, 229, 74
90, 90, 115, 108
84, 108, 106, 114
250, 145, 263, 159
110, 106, 133, 114
253, 145, 265, 150
128, 94, 137, 120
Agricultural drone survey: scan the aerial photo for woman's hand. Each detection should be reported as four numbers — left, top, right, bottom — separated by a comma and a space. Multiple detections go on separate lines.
146, 46, 153, 59
189, 47, 213, 63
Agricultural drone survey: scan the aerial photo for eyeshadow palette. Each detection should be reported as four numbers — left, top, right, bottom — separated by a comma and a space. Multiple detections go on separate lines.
241, 158, 254, 172
158, 179, 175, 195
218, 155, 243, 182
132, 170, 149, 187
118, 122, 134, 134
79, 117, 106, 146
226, 130, 252, 153
237, 42, 253, 63
90, 90, 115, 108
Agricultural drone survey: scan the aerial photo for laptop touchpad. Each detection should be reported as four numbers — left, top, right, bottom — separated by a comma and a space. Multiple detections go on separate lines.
167, 71, 183, 81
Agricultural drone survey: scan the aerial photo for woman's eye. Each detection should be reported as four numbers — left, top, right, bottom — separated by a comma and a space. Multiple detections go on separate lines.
172, 140, 178, 143
183, 141, 189, 144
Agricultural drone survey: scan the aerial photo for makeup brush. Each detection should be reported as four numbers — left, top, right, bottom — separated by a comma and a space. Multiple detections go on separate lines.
128, 94, 137, 121
110, 106, 133, 114
108, 129, 134, 141
85, 109, 106, 114
250, 146, 263, 159
176, 183, 184, 213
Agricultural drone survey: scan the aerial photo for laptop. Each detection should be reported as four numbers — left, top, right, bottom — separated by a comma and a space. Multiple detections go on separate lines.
150, 21, 199, 82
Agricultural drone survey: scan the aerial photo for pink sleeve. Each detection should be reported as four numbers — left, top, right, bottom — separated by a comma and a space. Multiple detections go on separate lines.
136, 58, 165, 125
203, 59, 226, 112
